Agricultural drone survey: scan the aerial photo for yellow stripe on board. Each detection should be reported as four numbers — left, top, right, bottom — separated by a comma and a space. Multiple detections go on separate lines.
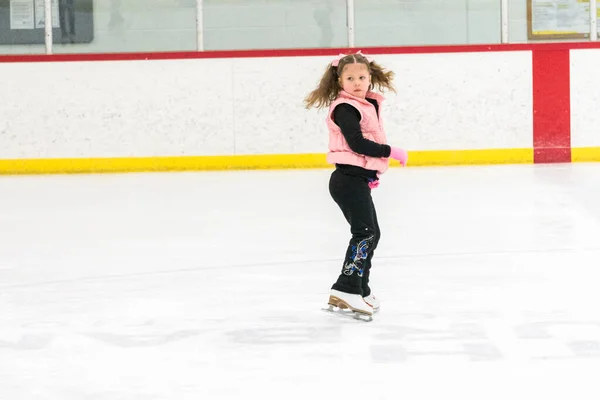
408, 148, 533, 166
571, 147, 600, 163
0, 148, 534, 175
0, 154, 330, 175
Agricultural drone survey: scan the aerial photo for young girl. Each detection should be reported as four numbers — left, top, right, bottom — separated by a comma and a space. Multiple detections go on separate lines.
304, 51, 408, 318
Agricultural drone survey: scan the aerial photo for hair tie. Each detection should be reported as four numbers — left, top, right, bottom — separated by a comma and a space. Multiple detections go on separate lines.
355, 50, 374, 63
331, 53, 346, 67
331, 50, 374, 67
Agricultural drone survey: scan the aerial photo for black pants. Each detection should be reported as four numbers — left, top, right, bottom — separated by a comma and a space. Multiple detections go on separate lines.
329, 168, 381, 296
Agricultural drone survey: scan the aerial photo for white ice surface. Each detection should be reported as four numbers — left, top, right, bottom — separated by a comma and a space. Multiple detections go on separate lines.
1, 163, 600, 399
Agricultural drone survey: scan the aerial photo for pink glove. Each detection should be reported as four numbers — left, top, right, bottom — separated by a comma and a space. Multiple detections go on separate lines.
368, 179, 379, 189
389, 146, 408, 167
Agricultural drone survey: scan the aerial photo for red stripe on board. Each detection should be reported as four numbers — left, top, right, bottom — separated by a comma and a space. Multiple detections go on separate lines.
0, 44, 529, 63
1, 41, 600, 63
532, 49, 571, 163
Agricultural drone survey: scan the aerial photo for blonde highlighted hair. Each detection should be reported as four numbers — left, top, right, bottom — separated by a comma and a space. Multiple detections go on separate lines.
304, 52, 395, 110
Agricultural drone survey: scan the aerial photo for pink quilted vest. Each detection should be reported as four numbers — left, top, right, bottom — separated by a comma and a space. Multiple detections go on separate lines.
326, 90, 390, 175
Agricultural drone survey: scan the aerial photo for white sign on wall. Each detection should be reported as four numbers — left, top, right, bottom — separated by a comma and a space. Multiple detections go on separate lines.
9, 0, 59, 30
529, 0, 599, 39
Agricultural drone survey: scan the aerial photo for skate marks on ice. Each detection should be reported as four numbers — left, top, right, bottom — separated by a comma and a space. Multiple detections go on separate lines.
0, 311, 227, 351
0, 324, 216, 351
0, 334, 55, 351
366, 311, 600, 363
2, 307, 600, 366
9, 310, 594, 363
222, 309, 600, 363
225, 318, 343, 345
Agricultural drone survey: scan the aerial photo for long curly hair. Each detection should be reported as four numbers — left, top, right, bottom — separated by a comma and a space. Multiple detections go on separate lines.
304, 52, 395, 110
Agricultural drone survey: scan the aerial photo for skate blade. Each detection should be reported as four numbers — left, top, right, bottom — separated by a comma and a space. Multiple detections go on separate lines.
322, 305, 373, 322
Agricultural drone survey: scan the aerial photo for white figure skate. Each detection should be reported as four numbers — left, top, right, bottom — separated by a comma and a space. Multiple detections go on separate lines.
363, 293, 380, 313
323, 289, 373, 322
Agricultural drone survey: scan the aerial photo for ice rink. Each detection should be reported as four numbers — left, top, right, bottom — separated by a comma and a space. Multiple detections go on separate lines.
1, 163, 600, 399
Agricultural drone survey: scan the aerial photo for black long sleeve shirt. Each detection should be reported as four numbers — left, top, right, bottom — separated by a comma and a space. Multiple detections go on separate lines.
332, 98, 391, 179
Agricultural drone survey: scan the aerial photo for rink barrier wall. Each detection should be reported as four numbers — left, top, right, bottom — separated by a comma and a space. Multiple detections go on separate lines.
1, 43, 600, 175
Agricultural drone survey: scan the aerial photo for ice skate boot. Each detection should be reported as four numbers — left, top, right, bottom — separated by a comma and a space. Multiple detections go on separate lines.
324, 289, 373, 321
363, 293, 380, 313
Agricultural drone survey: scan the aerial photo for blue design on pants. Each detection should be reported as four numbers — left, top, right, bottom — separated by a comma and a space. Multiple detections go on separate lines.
342, 236, 372, 277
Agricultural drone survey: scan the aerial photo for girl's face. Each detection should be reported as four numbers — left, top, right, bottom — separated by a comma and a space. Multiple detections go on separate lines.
339, 62, 371, 99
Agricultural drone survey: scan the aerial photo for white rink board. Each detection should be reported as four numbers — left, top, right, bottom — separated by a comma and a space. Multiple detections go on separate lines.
570, 49, 600, 148
0, 51, 533, 159
376, 51, 533, 151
